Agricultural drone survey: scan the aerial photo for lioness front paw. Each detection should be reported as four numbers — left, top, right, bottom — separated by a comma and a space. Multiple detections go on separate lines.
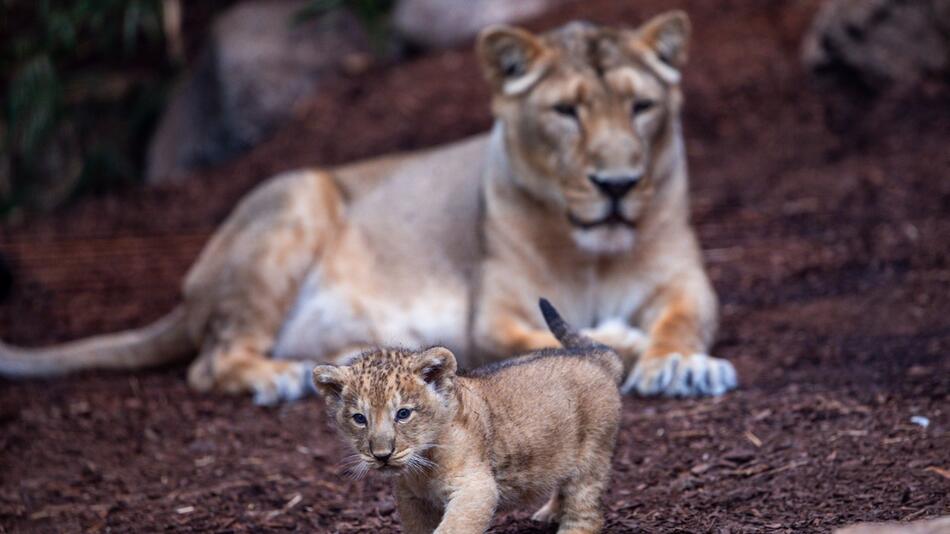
251, 360, 317, 406
581, 319, 648, 356
622, 353, 737, 397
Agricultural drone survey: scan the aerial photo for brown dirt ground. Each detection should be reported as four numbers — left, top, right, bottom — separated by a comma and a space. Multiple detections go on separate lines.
1, 1, 949, 532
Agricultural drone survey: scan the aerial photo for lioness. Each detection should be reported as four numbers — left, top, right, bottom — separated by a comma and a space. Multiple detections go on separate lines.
312, 299, 622, 533
0, 12, 737, 404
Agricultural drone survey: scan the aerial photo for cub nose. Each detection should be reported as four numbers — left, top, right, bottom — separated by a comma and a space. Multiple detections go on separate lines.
589, 174, 640, 199
372, 450, 393, 463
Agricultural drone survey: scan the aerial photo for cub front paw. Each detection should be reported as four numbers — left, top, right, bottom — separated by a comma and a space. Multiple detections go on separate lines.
530, 496, 560, 524
622, 353, 737, 397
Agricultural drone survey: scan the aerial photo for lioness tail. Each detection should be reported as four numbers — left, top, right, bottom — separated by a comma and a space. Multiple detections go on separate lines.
0, 306, 194, 378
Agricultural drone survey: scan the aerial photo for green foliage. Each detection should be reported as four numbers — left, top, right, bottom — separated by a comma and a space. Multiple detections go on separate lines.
1, 0, 170, 216
7, 56, 59, 161
0, 0, 399, 218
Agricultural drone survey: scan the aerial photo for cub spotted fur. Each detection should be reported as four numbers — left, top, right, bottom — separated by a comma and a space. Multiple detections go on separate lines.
313, 299, 621, 534
0, 12, 737, 403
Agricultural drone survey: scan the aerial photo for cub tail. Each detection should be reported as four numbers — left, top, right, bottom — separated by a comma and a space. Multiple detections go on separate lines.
538, 298, 623, 384
0, 306, 194, 378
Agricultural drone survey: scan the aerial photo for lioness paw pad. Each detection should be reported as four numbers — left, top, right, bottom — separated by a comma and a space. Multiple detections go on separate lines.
622, 353, 737, 397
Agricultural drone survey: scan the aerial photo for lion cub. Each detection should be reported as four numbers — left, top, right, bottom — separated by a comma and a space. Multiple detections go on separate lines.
312, 299, 621, 533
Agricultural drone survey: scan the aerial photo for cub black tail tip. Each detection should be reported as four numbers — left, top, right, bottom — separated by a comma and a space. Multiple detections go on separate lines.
539, 297, 574, 346
538, 298, 621, 382
539, 298, 561, 328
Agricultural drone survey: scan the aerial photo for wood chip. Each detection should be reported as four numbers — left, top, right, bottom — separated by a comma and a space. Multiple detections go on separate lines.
745, 430, 763, 448
924, 466, 950, 480
284, 494, 302, 510
691, 463, 712, 475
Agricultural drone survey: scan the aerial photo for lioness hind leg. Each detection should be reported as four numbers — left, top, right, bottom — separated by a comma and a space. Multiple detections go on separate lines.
192, 336, 316, 405
182, 169, 345, 403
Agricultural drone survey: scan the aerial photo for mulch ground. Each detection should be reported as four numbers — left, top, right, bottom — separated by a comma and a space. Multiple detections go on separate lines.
1, 1, 949, 532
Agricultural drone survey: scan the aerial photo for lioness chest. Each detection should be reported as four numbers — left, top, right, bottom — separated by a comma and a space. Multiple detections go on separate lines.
271, 136, 487, 360
269, 132, 665, 364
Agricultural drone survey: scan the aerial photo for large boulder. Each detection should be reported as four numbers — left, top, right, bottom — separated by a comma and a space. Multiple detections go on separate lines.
146, 0, 373, 183
392, 0, 567, 49
802, 0, 950, 92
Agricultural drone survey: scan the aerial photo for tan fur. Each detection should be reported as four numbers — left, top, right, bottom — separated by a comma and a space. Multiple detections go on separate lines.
313, 302, 621, 533
0, 12, 737, 403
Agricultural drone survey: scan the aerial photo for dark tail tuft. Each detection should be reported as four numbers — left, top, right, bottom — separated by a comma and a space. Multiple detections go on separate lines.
539, 298, 597, 350
538, 298, 623, 384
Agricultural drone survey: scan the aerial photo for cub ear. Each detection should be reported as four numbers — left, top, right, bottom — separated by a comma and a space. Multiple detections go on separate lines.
312, 365, 346, 399
477, 25, 551, 96
412, 346, 457, 391
626, 10, 691, 84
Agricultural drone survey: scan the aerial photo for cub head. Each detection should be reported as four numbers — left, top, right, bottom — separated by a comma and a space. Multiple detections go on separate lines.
312, 347, 457, 476
477, 12, 691, 254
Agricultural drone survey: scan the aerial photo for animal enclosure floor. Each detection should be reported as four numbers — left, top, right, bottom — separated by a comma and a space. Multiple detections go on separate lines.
1, 1, 948, 532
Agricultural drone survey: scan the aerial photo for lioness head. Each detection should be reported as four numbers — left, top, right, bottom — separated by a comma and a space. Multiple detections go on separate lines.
312, 347, 457, 476
477, 12, 691, 254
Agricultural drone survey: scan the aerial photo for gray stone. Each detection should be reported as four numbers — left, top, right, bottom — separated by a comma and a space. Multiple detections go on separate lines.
147, 0, 373, 183
802, 0, 950, 91
392, 0, 566, 49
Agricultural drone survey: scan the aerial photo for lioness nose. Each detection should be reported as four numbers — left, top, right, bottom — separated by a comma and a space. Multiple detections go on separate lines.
589, 174, 640, 199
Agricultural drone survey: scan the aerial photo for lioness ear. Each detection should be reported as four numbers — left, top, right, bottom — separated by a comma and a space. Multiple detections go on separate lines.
312, 365, 346, 399
412, 346, 457, 392
477, 25, 551, 96
627, 10, 691, 84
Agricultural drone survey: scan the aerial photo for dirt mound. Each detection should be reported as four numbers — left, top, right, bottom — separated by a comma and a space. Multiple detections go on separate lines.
1, 1, 948, 531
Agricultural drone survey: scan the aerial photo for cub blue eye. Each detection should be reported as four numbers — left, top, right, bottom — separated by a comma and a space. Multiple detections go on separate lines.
395, 408, 412, 421
352, 413, 367, 425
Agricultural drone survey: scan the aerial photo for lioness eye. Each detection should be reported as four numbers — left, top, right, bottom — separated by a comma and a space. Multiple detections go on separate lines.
395, 408, 412, 421
632, 100, 656, 116
553, 103, 578, 119
352, 413, 367, 425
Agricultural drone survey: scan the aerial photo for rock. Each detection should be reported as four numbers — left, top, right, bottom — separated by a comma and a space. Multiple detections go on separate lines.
146, 1, 374, 183
802, 0, 950, 92
392, 0, 567, 49
834, 516, 950, 534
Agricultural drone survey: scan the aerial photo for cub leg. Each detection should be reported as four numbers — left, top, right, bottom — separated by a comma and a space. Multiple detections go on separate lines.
623, 273, 737, 397
182, 169, 345, 404
532, 491, 562, 523
434, 469, 499, 534
556, 455, 611, 534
